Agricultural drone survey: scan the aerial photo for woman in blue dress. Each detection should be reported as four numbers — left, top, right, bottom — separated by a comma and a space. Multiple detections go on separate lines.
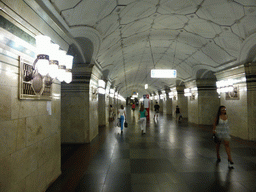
213, 106, 234, 168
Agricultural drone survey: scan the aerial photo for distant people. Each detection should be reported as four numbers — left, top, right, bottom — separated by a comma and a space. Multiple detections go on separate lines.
138, 105, 147, 135
175, 105, 181, 121
213, 106, 234, 168
132, 103, 136, 115
109, 105, 114, 121
154, 102, 160, 119
118, 105, 126, 134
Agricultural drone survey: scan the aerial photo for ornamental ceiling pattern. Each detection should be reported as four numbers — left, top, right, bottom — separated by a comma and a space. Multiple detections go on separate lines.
49, 0, 256, 97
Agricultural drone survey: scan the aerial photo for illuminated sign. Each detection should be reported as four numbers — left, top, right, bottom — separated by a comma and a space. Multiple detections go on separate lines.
151, 69, 177, 78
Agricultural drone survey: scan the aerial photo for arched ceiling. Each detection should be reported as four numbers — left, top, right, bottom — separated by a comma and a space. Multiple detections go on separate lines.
46, 0, 256, 97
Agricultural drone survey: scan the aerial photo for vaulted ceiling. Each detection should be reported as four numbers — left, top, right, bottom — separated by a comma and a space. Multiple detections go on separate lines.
44, 0, 256, 97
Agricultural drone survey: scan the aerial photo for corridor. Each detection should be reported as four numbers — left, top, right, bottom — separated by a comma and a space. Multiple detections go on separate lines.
47, 106, 256, 192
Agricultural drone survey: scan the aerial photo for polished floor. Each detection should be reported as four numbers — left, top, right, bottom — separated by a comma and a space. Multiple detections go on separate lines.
47, 106, 256, 192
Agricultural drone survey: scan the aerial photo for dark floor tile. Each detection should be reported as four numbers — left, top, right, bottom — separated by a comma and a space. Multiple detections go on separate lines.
130, 142, 160, 149
131, 173, 158, 184
112, 149, 130, 159
131, 184, 161, 192
104, 173, 131, 186
130, 159, 175, 173
233, 148, 256, 157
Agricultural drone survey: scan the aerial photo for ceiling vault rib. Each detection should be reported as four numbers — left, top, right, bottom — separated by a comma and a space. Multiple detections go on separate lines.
117, 12, 127, 94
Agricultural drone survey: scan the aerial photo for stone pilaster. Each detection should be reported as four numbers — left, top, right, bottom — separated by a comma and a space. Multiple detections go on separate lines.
98, 93, 106, 127
176, 86, 188, 118
245, 62, 256, 140
197, 79, 219, 125
61, 64, 102, 143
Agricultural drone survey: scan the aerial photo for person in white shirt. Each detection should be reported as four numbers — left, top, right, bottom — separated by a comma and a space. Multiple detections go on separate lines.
118, 105, 126, 134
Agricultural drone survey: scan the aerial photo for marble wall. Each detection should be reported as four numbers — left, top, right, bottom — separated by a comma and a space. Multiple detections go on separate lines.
198, 89, 219, 125
61, 84, 90, 143
165, 96, 172, 115
188, 94, 199, 124
0, 29, 61, 192
61, 65, 102, 143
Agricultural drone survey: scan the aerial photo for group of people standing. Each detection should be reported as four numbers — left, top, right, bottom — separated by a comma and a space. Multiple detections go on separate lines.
116, 103, 234, 168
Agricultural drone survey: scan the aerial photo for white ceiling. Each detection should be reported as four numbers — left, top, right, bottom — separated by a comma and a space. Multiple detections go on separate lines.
47, 0, 256, 97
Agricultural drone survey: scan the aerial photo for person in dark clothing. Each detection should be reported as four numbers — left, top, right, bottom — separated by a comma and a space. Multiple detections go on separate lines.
154, 102, 160, 119
175, 105, 182, 121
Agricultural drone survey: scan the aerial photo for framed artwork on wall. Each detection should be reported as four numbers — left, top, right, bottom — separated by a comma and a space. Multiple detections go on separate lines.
19, 57, 52, 100
225, 86, 239, 100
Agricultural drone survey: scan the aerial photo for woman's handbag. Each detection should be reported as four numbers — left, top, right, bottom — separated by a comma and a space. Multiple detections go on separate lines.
213, 134, 219, 143
124, 121, 128, 128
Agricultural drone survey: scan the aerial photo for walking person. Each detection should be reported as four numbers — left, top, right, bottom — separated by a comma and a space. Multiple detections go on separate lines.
213, 106, 234, 168
118, 105, 126, 134
132, 102, 136, 116
109, 105, 114, 121
175, 105, 181, 121
138, 105, 147, 135
154, 102, 160, 119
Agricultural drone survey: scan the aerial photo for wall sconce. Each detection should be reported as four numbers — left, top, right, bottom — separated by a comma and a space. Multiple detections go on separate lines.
216, 79, 234, 94
110, 89, 115, 97
184, 88, 192, 97
23, 35, 73, 95
98, 80, 106, 94
169, 88, 177, 100
216, 78, 245, 100
115, 92, 118, 99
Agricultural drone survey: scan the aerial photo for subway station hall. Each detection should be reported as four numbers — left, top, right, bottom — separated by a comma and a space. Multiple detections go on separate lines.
0, 0, 256, 192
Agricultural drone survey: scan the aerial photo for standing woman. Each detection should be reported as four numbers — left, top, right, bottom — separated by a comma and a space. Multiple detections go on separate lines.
138, 105, 147, 135
175, 105, 181, 121
213, 106, 234, 168
118, 105, 126, 134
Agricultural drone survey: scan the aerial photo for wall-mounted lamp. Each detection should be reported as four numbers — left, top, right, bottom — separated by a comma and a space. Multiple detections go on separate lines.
216, 79, 234, 94
25, 35, 73, 85
184, 88, 192, 97
169, 88, 177, 100
98, 80, 106, 94
110, 89, 115, 97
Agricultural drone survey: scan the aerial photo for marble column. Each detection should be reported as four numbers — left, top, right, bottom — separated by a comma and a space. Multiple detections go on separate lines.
197, 79, 219, 125
61, 64, 102, 143
176, 86, 188, 118
165, 90, 172, 115
159, 99, 164, 113
98, 93, 106, 127
245, 62, 256, 140
186, 80, 219, 125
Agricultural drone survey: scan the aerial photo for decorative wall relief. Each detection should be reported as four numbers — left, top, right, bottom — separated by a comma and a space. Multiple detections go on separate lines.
225, 86, 239, 100
190, 93, 196, 101
91, 86, 98, 101
19, 57, 52, 100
